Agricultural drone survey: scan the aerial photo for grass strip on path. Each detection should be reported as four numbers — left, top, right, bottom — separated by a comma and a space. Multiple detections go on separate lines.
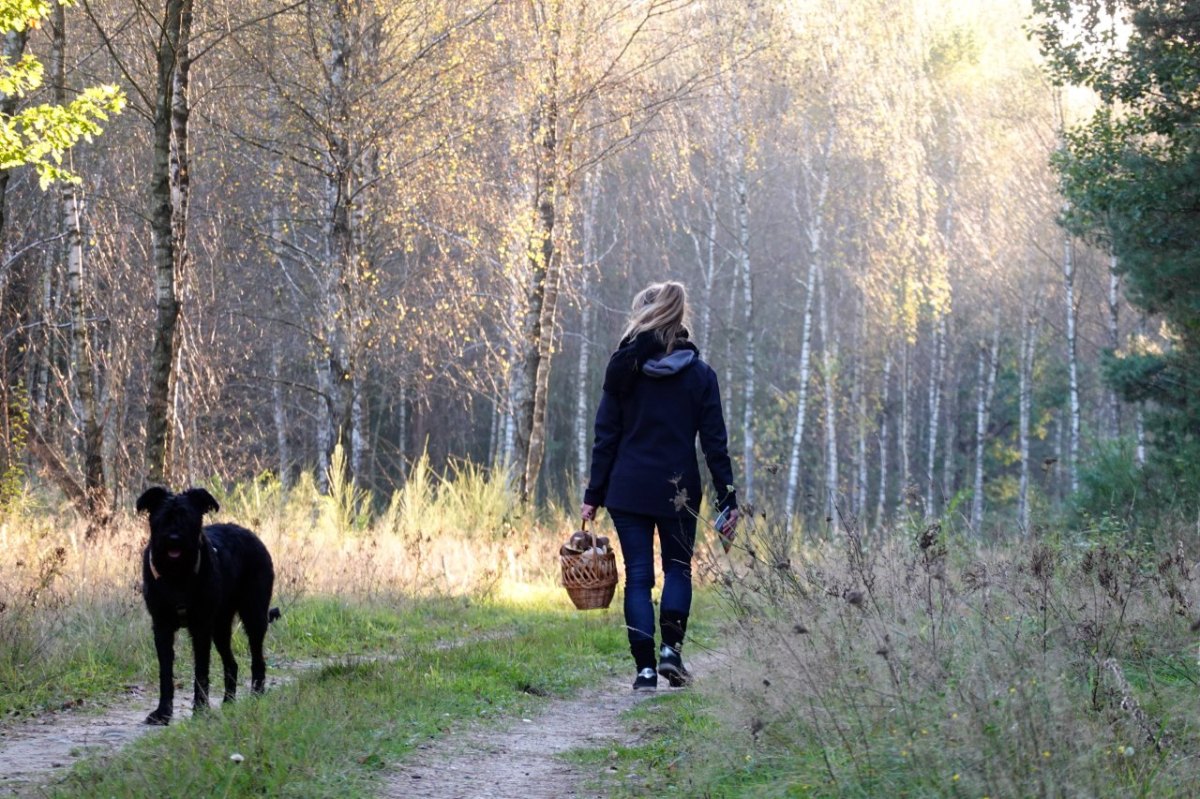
46, 584, 628, 799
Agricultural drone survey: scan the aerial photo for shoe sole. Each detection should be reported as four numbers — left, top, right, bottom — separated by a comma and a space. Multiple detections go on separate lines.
657, 663, 690, 687
632, 683, 658, 691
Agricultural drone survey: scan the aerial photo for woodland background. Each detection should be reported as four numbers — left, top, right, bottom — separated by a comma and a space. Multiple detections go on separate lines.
0, 0, 1175, 537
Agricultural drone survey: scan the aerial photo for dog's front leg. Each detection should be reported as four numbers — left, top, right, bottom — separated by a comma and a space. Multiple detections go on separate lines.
190, 626, 213, 714
146, 623, 175, 725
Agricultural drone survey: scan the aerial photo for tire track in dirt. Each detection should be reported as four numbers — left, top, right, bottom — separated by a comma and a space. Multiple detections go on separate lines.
0, 670, 296, 798
386, 679, 655, 799
0, 631, 518, 798
384, 653, 721, 799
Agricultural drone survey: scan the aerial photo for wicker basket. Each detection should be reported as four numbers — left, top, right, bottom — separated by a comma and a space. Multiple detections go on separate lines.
560, 522, 618, 610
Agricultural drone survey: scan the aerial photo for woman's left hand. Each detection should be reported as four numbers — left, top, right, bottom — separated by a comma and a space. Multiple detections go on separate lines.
580, 503, 597, 522
720, 507, 740, 536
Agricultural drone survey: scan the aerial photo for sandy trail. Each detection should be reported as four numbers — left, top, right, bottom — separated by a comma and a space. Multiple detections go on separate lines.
2, 647, 712, 799
385, 677, 658, 799
0, 675, 291, 798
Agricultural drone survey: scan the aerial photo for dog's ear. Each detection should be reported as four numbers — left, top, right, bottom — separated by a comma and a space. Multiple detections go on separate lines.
136, 486, 170, 515
182, 488, 220, 516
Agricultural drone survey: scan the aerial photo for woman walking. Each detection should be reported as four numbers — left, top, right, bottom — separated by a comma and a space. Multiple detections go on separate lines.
581, 281, 739, 690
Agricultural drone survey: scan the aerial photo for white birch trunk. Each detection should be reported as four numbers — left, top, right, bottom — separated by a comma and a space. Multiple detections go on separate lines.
397, 383, 409, 479
941, 378, 956, 515
574, 171, 600, 491
351, 379, 366, 480
924, 316, 947, 520
720, 62, 759, 505
900, 341, 911, 515
1018, 308, 1039, 532
317, 1, 354, 492
488, 392, 500, 469
818, 265, 838, 530
1135, 407, 1146, 465
1107, 254, 1121, 438
733, 128, 756, 506
783, 259, 818, 538
575, 273, 592, 491
690, 190, 719, 359
970, 328, 1000, 534
271, 340, 289, 488
783, 126, 833, 532
874, 354, 892, 529
1135, 314, 1147, 466
853, 347, 868, 523
1064, 233, 1081, 493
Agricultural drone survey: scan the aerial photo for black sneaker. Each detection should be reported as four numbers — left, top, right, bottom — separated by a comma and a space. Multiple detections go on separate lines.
633, 667, 658, 691
657, 645, 691, 687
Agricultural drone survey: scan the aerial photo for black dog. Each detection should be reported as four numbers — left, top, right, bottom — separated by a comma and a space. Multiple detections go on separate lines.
136, 486, 279, 726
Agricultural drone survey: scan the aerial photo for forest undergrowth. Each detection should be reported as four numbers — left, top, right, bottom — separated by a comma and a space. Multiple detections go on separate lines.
0, 453, 561, 715
4, 458, 1200, 797
605, 511, 1200, 798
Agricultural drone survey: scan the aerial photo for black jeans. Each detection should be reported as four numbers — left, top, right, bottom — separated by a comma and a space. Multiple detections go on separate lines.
608, 510, 695, 666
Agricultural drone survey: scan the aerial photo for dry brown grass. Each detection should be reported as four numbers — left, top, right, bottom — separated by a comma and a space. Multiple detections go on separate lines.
700, 515, 1200, 797
0, 466, 568, 713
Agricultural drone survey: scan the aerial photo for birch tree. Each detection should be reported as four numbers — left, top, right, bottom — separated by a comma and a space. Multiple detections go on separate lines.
142, 0, 189, 485
503, 0, 709, 502
969, 327, 999, 533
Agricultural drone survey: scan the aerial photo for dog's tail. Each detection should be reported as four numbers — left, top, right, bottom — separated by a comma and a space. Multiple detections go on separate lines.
268, 607, 282, 623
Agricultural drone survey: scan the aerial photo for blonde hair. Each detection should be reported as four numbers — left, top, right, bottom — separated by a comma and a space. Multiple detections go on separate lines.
621, 281, 689, 352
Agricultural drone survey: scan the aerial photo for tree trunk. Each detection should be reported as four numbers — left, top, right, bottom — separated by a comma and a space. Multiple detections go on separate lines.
271, 338, 289, 488
574, 171, 599, 492
732, 109, 756, 507
970, 328, 1000, 534
1064, 232, 1080, 494
144, 0, 186, 485
691, 189, 719, 358
1018, 308, 1038, 533
316, 0, 356, 492
900, 339, 911, 515
519, 107, 563, 502
924, 316, 946, 520
1135, 314, 1147, 466
514, 6, 566, 504
52, 4, 107, 531
0, 28, 29, 243
852, 321, 868, 524
30, 231, 55, 422
1107, 254, 1121, 438
818, 264, 838, 531
783, 258, 817, 538
874, 353, 892, 529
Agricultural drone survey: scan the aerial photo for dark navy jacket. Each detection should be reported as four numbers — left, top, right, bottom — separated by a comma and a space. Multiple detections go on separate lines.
584, 338, 737, 518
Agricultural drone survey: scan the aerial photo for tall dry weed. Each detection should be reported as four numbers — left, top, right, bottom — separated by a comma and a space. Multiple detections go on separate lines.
0, 467, 562, 712
703, 512, 1200, 797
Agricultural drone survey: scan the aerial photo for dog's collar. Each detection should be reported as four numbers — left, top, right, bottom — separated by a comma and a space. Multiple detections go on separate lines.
148, 548, 202, 580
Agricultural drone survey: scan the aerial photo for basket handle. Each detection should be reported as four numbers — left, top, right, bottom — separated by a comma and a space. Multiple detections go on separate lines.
582, 518, 597, 548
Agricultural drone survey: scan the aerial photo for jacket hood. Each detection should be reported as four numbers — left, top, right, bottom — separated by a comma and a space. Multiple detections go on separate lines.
642, 348, 696, 377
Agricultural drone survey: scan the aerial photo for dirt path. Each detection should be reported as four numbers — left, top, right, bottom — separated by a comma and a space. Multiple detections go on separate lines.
384, 663, 709, 799
2, 648, 715, 799
0, 625, 528, 798
386, 679, 652, 799
0, 674, 292, 799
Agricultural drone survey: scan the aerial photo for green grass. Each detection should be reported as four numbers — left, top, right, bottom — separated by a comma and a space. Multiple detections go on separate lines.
47, 586, 628, 798
565, 688, 817, 799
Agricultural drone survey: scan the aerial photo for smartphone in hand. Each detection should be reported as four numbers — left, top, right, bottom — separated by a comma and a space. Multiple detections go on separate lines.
714, 507, 734, 553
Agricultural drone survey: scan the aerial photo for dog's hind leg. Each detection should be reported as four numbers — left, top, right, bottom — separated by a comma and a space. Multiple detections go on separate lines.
189, 626, 213, 714
244, 614, 268, 694
242, 614, 266, 691
146, 623, 176, 725
214, 615, 238, 703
